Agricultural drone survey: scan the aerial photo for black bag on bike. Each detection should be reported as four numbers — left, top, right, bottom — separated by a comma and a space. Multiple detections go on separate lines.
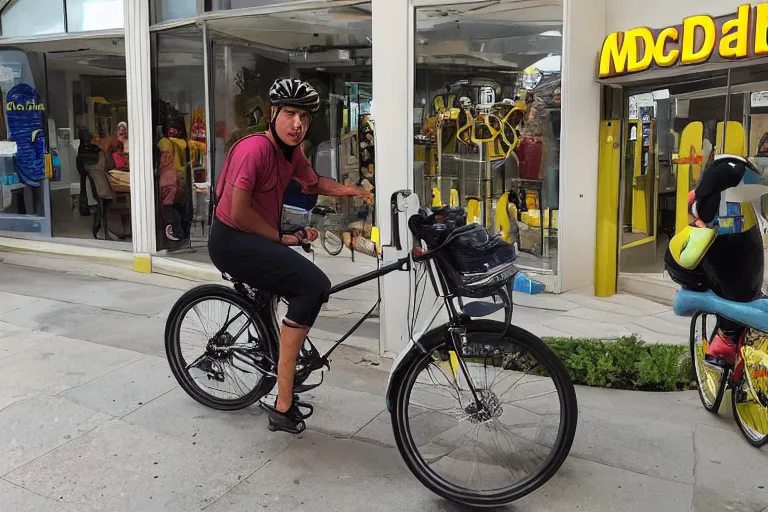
409, 209, 518, 297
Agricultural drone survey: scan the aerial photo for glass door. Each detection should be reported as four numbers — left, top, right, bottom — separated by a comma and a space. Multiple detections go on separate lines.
619, 72, 730, 275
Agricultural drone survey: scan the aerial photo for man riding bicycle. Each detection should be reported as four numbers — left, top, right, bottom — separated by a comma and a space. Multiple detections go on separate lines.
209, 78, 371, 434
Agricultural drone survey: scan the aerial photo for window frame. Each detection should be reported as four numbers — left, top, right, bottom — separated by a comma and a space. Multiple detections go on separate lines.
0, 0, 129, 38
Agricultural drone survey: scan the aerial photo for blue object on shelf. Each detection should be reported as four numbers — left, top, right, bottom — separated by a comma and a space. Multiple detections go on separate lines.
513, 273, 545, 295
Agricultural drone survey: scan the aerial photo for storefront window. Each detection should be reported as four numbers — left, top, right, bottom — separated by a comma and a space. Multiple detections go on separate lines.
0, 39, 129, 241
152, 0, 198, 23
67, 0, 124, 32
205, 3, 375, 265
0, 50, 48, 233
48, 42, 129, 241
1, 0, 65, 37
152, 26, 207, 251
413, 3, 562, 273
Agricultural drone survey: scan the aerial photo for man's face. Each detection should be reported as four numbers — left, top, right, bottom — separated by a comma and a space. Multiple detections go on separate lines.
118, 125, 128, 138
272, 106, 311, 146
168, 126, 181, 138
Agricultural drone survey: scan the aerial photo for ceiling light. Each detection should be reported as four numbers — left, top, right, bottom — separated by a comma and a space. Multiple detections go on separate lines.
540, 30, 562, 37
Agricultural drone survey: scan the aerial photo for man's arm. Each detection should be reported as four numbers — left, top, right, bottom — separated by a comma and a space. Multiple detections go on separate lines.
306, 176, 372, 201
230, 187, 281, 242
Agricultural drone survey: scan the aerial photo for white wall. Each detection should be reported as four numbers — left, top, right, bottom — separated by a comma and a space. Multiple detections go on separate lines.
557, 0, 606, 292
606, 0, 748, 33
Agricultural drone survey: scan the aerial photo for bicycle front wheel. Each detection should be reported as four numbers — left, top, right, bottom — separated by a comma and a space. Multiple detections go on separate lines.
390, 321, 577, 508
321, 229, 344, 256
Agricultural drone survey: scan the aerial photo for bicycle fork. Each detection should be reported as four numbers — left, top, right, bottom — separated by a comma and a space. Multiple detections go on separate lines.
448, 326, 486, 411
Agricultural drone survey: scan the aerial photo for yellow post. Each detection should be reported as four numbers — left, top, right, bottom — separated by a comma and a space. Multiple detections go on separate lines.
676, 122, 703, 234
716, 121, 746, 157
595, 120, 621, 297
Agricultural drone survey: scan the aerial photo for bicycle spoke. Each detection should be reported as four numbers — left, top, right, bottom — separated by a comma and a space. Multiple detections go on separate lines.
402, 338, 567, 495
174, 296, 271, 405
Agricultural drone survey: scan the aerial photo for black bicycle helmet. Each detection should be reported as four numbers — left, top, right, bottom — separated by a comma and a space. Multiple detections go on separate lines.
269, 78, 321, 113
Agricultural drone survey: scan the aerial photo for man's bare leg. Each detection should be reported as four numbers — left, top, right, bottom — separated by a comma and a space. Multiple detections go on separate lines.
276, 321, 309, 413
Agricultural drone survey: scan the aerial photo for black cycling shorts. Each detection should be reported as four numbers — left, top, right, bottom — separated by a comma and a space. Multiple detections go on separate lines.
208, 219, 331, 328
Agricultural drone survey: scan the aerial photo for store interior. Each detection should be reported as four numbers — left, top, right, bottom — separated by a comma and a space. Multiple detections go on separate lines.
152, 5, 376, 265
619, 66, 768, 279
412, 2, 563, 273
0, 38, 130, 245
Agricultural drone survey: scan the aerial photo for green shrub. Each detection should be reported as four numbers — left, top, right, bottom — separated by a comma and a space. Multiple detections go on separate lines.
542, 336, 695, 392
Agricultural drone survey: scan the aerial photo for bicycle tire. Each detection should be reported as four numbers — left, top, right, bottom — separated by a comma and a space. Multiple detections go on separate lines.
390, 320, 578, 508
321, 229, 344, 256
165, 284, 277, 411
690, 313, 727, 414
731, 376, 768, 448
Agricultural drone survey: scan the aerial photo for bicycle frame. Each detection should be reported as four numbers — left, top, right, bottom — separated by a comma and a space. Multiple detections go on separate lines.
267, 190, 513, 410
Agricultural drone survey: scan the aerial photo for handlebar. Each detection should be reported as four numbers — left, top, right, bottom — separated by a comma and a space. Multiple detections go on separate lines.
389, 190, 412, 251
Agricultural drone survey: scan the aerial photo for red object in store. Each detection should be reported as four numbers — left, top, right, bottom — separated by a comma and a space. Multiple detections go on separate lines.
516, 135, 543, 180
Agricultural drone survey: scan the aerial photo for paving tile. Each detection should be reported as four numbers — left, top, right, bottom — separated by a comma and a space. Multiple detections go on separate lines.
60, 356, 177, 417
692, 424, 768, 512
4, 420, 283, 512
575, 386, 738, 433
0, 291, 40, 316
0, 395, 110, 476
289, 385, 388, 438
0, 478, 72, 512
538, 406, 695, 484
0, 334, 141, 396
202, 430, 447, 512
353, 409, 396, 447
542, 316, 633, 339
122, 387, 293, 460
514, 455, 693, 512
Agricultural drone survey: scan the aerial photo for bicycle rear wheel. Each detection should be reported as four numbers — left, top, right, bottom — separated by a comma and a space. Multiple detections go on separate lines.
165, 285, 277, 411
390, 320, 577, 508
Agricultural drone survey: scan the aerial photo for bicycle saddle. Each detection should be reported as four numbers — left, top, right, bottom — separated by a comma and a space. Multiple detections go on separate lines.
674, 290, 768, 332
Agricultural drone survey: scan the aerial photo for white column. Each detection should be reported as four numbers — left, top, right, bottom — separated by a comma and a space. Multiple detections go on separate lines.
124, 0, 156, 272
372, 0, 413, 356
557, 0, 606, 292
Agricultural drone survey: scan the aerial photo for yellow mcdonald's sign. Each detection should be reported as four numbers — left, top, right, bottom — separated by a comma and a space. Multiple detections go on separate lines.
599, 3, 768, 78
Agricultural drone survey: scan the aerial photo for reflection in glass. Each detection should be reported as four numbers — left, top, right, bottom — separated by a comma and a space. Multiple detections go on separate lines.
67, 0, 124, 32
1, 0, 65, 37
210, 0, 310, 10
152, 0, 197, 23
413, 3, 562, 272
152, 27, 207, 252
208, 4, 375, 260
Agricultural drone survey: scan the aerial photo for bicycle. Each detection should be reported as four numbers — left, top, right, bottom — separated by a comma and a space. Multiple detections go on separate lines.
680, 292, 768, 447
312, 204, 375, 260
164, 190, 578, 508
671, 163, 768, 447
